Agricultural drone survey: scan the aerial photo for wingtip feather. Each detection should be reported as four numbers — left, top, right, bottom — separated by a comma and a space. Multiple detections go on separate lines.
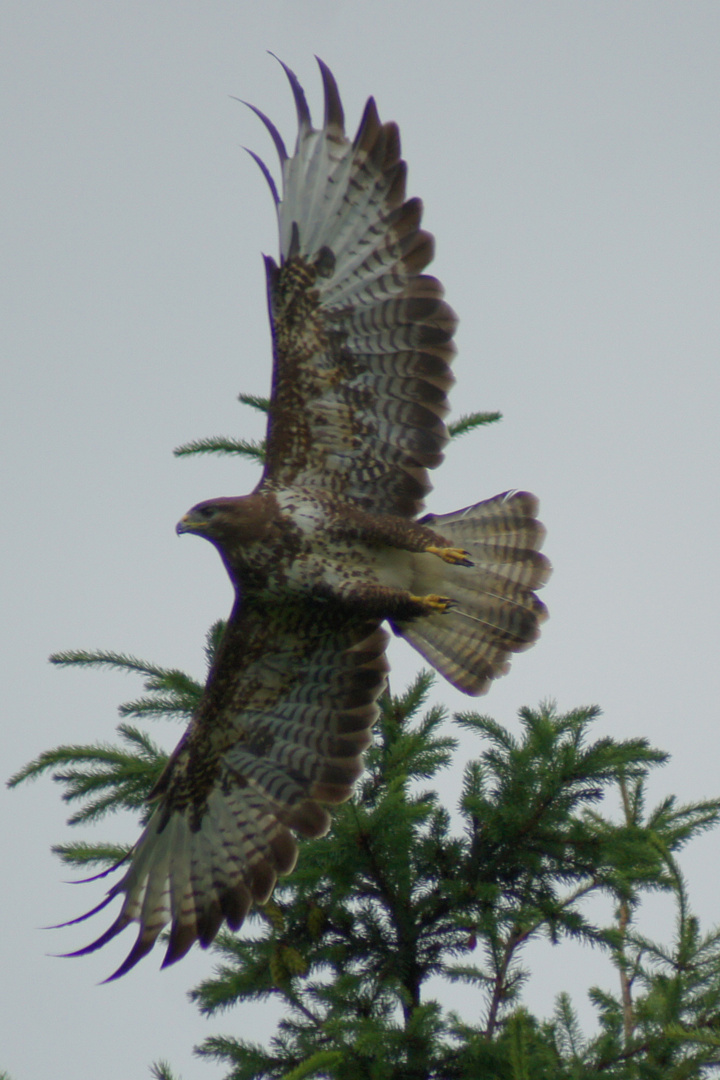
315, 56, 344, 134
244, 147, 281, 206
240, 98, 288, 162
268, 52, 311, 133
353, 96, 381, 150
101, 931, 157, 982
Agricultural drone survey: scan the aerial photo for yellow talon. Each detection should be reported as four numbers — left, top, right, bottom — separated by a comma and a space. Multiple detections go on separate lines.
410, 593, 456, 615
426, 545, 474, 567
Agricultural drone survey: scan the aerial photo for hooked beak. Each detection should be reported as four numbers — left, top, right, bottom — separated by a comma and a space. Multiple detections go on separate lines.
176, 513, 206, 536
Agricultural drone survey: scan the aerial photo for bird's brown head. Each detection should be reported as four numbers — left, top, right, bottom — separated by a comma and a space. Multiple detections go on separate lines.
176, 495, 276, 554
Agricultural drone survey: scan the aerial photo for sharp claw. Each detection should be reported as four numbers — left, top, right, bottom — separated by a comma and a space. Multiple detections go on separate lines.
426, 545, 474, 568
410, 593, 456, 615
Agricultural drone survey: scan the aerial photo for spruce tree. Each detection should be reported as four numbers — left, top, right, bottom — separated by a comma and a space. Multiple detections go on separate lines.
9, 401, 720, 1078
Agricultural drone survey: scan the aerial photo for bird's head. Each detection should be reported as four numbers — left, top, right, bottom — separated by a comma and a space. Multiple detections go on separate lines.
176, 495, 276, 552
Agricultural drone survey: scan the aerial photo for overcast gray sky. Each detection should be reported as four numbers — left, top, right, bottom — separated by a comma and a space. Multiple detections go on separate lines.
3, 3, 720, 1077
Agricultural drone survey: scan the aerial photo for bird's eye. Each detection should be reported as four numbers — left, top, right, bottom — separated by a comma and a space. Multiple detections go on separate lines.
198, 505, 217, 519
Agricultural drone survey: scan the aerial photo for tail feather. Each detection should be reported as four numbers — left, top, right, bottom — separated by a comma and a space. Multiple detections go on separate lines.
396, 491, 551, 695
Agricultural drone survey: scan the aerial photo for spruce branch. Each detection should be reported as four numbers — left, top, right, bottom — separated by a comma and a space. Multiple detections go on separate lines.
8, 722, 168, 824
149, 1063, 184, 1080
447, 410, 502, 438
173, 435, 266, 462
51, 840, 131, 869
49, 649, 203, 701
237, 393, 270, 413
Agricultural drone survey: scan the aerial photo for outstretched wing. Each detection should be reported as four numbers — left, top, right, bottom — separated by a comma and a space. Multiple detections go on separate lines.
63, 606, 388, 979
250, 59, 457, 518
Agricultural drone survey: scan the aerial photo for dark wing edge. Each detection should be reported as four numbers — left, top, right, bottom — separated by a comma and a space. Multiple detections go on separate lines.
59, 607, 389, 980
249, 58, 457, 518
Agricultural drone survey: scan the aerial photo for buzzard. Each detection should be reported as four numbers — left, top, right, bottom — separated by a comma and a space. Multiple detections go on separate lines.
64, 59, 550, 979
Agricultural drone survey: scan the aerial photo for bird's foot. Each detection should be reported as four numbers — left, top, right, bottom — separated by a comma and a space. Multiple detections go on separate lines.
425, 545, 474, 568
409, 593, 456, 615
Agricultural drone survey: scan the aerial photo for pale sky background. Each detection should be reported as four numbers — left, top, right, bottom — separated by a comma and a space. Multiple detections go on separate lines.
3, 3, 720, 1078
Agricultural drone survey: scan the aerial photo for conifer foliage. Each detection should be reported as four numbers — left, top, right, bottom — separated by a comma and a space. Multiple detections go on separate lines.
9, 404, 720, 1078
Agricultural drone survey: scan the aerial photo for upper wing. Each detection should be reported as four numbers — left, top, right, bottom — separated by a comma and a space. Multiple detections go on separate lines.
63, 604, 388, 979
250, 59, 457, 518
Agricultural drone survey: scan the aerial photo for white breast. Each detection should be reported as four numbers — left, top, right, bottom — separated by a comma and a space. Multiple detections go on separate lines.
274, 489, 327, 537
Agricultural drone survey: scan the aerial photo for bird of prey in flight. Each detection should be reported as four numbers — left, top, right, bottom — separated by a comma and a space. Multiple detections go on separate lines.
62, 58, 550, 979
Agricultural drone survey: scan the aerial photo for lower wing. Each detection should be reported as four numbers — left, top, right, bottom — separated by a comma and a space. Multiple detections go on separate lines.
59, 603, 388, 979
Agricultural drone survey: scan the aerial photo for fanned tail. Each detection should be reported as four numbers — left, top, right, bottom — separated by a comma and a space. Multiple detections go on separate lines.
396, 491, 551, 695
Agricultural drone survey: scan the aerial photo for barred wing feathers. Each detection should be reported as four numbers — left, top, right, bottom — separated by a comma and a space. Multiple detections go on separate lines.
253, 59, 456, 518
64, 607, 388, 979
